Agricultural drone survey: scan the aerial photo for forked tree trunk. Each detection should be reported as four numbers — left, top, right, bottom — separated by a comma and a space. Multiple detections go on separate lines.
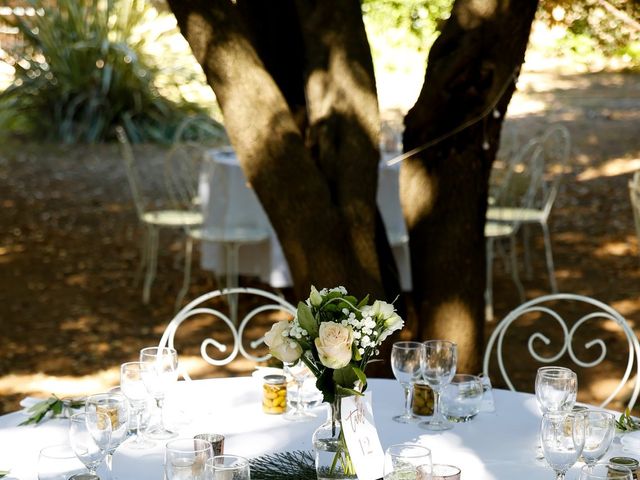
166, 0, 395, 301
402, 0, 539, 372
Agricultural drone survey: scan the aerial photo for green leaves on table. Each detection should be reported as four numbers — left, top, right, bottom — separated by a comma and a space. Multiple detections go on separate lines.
616, 408, 640, 432
19, 395, 84, 426
0, 470, 9, 478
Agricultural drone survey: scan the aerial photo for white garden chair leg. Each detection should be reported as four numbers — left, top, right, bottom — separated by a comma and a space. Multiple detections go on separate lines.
175, 235, 194, 312
135, 226, 151, 286
225, 243, 241, 325
522, 224, 533, 279
509, 234, 525, 302
541, 222, 558, 293
485, 238, 495, 321
143, 226, 159, 304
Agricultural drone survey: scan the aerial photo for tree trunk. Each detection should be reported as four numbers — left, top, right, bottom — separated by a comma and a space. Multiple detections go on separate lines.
402, 0, 539, 372
166, 0, 395, 301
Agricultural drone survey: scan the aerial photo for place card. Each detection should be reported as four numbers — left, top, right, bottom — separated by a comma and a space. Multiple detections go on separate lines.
341, 392, 384, 480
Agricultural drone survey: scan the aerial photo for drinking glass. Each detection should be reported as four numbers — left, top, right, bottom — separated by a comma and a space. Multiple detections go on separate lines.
419, 340, 457, 431
428, 464, 461, 480
284, 360, 316, 421
582, 410, 615, 468
120, 361, 155, 449
68, 412, 112, 480
440, 374, 483, 422
164, 438, 213, 480
38, 445, 85, 480
140, 346, 179, 439
578, 463, 633, 480
535, 367, 578, 414
85, 393, 129, 477
205, 454, 251, 480
540, 411, 586, 480
391, 341, 424, 423
383, 443, 432, 480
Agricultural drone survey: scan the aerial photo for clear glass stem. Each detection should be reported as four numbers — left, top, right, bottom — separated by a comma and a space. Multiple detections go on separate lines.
105, 452, 113, 473
555, 472, 565, 480
432, 389, 443, 422
295, 379, 304, 413
133, 407, 144, 444
155, 397, 168, 430
403, 384, 413, 418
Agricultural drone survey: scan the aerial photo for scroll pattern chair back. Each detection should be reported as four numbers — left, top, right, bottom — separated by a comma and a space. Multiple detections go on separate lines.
630, 171, 640, 254
483, 293, 640, 410
158, 287, 296, 380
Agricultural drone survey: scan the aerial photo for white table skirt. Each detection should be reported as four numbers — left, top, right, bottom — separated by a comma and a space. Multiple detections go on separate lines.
199, 150, 412, 291
1, 378, 636, 480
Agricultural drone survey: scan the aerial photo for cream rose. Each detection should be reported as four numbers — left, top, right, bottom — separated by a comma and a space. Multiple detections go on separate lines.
314, 321, 353, 369
264, 320, 302, 363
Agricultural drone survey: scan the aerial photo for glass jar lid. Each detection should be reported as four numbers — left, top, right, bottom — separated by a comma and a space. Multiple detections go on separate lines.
263, 374, 286, 385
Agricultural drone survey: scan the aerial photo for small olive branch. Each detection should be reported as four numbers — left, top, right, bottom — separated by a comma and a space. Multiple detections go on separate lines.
19, 395, 85, 426
616, 408, 640, 432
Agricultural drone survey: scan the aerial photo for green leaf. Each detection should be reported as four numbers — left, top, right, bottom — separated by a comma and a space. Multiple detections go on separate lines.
336, 386, 363, 397
357, 295, 370, 309
0, 470, 10, 477
352, 366, 367, 386
316, 370, 335, 403
297, 302, 318, 338
333, 365, 358, 390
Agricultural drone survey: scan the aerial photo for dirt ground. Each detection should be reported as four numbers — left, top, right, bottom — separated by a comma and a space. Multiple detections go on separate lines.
0, 68, 639, 415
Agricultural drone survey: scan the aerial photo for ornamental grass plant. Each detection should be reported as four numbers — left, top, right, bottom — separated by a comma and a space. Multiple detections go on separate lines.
0, 0, 223, 144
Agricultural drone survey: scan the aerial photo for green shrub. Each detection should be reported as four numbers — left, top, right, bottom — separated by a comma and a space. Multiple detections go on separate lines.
0, 0, 224, 143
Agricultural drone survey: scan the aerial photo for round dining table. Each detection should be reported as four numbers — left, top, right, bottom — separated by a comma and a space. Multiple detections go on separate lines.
0, 377, 636, 479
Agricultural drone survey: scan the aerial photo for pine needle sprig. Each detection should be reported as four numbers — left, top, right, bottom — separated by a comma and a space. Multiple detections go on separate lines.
249, 450, 316, 480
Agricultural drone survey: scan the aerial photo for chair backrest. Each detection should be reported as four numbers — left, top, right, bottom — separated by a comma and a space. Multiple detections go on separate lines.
491, 140, 545, 226
157, 287, 296, 380
115, 125, 146, 221
164, 142, 206, 214
537, 124, 571, 218
483, 293, 640, 410
629, 171, 640, 252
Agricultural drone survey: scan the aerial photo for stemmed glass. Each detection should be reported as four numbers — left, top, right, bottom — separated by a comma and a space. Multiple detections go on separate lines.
120, 361, 155, 449
540, 411, 586, 480
419, 340, 457, 431
164, 438, 213, 480
578, 463, 633, 480
284, 360, 316, 421
582, 411, 615, 469
68, 412, 112, 480
391, 341, 424, 423
140, 346, 179, 439
383, 443, 432, 480
535, 367, 578, 414
85, 393, 129, 478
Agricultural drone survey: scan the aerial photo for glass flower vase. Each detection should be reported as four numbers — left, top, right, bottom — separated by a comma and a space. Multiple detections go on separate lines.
312, 396, 356, 480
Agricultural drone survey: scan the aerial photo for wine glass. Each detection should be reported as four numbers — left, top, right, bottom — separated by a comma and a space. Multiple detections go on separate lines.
383, 443, 432, 480
120, 361, 155, 449
205, 454, 251, 480
582, 410, 615, 468
391, 341, 424, 423
535, 366, 578, 414
85, 393, 129, 478
540, 411, 586, 480
419, 340, 457, 431
284, 360, 316, 421
578, 463, 633, 479
68, 412, 112, 480
164, 438, 213, 480
140, 346, 179, 439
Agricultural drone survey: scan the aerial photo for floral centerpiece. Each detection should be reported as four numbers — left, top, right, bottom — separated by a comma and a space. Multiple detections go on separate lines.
264, 286, 404, 479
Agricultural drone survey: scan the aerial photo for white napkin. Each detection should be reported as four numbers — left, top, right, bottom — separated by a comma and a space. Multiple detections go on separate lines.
621, 430, 640, 453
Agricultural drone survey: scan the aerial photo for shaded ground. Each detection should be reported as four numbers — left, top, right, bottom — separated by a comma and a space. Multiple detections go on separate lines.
0, 70, 639, 415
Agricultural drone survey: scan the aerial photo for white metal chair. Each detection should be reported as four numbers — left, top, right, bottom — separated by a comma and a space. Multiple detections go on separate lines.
483, 293, 640, 410
488, 124, 571, 293
157, 287, 296, 380
116, 126, 203, 304
629, 171, 640, 256
485, 140, 545, 320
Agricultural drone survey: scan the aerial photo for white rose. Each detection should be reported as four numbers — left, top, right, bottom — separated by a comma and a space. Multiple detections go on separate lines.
314, 321, 353, 369
372, 300, 403, 331
264, 320, 302, 363
309, 285, 323, 307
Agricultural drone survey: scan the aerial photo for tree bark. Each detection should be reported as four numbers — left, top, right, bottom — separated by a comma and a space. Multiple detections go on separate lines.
166, 0, 393, 301
402, 0, 539, 372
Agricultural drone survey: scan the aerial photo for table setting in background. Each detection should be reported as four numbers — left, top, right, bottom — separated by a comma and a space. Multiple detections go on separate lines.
1, 286, 640, 480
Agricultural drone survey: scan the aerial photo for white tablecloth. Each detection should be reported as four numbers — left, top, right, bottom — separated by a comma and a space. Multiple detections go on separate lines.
1, 378, 636, 480
200, 150, 412, 291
